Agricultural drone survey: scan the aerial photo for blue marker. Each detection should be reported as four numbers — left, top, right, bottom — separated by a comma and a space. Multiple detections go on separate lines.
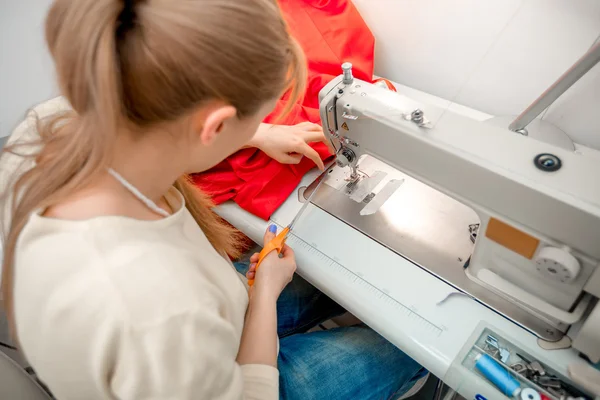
475, 354, 521, 397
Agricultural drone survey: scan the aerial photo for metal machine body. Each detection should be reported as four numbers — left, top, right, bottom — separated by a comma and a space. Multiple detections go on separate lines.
318, 65, 600, 363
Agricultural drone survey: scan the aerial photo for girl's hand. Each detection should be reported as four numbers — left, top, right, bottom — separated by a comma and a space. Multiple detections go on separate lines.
246, 225, 296, 300
249, 123, 334, 170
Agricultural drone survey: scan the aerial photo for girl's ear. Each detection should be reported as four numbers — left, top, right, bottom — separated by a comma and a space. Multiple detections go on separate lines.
192, 105, 237, 146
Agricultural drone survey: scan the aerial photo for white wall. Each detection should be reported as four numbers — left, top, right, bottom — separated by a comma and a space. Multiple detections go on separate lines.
1, 0, 599, 149
0, 0, 56, 140
353, 0, 600, 149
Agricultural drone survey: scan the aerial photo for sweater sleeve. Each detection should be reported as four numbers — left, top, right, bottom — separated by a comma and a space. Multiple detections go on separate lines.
110, 292, 279, 399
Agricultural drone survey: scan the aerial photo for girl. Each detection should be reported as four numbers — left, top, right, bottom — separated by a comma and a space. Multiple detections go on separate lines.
0, 0, 424, 398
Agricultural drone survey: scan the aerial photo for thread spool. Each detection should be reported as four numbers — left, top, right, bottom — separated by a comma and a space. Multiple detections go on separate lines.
520, 388, 541, 400
475, 354, 521, 397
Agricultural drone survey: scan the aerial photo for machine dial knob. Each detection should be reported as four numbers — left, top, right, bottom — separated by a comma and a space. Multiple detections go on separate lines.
534, 247, 580, 283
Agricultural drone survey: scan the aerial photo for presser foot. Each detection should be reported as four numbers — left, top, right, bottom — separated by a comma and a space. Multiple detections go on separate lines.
343, 168, 370, 196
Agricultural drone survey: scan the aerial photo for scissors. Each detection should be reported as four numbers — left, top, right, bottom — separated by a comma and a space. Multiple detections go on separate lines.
248, 165, 333, 286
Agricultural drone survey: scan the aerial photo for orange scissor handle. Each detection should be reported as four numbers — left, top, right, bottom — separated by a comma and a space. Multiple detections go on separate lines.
248, 227, 290, 287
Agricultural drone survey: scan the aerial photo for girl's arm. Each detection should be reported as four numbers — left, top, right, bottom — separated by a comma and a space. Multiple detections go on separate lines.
236, 226, 296, 367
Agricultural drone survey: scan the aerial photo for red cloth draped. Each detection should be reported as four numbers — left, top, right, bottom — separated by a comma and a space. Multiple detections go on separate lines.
192, 0, 375, 220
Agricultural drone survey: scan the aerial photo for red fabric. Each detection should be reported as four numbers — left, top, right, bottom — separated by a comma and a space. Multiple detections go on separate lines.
193, 0, 375, 220
373, 78, 398, 92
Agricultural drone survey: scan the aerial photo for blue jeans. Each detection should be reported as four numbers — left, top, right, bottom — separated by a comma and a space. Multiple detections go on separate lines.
234, 262, 426, 400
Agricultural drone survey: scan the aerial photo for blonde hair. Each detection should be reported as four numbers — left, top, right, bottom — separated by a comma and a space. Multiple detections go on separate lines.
1, 0, 306, 334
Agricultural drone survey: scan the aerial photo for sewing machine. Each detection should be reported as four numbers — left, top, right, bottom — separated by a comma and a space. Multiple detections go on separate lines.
218, 65, 600, 400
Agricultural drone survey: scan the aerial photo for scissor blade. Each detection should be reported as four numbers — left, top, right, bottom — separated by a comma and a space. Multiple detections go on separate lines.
287, 164, 333, 232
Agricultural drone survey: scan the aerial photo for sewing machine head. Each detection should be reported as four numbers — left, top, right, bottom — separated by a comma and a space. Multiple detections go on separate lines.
317, 64, 600, 363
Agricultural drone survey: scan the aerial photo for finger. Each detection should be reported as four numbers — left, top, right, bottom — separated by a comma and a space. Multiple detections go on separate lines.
295, 122, 323, 135
324, 140, 335, 156
306, 123, 323, 131
279, 153, 303, 165
298, 129, 335, 155
280, 244, 295, 258
297, 129, 326, 143
298, 142, 325, 170
249, 253, 260, 263
297, 121, 316, 129
324, 139, 335, 156
246, 263, 256, 279
263, 224, 277, 246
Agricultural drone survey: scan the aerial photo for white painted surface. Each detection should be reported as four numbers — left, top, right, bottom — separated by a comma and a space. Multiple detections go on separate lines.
353, 0, 600, 149
0, 0, 56, 139
2, 1, 599, 148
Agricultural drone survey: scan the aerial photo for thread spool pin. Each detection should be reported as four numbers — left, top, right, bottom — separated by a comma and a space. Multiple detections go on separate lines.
342, 62, 354, 85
